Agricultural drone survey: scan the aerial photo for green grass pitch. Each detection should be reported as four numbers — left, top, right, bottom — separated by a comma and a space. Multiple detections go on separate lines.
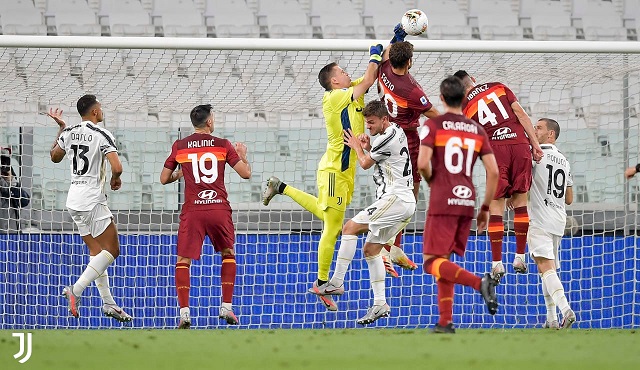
1, 329, 638, 370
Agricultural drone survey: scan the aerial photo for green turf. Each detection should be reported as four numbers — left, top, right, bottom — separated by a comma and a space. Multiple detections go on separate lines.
1, 329, 638, 370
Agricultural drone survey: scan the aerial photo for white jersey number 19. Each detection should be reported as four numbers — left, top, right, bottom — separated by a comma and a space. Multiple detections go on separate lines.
477, 92, 510, 126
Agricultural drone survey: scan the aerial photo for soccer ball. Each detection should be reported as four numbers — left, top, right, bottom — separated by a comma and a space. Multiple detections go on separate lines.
401, 9, 428, 36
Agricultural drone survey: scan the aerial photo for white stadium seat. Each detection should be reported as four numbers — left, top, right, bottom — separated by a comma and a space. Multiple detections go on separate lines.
47, 0, 101, 36
206, 0, 260, 38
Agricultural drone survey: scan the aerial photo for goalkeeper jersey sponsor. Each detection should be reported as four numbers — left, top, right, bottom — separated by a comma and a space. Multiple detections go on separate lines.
377, 59, 433, 130
529, 144, 573, 236
57, 121, 117, 211
163, 133, 241, 212
319, 76, 366, 179
369, 123, 415, 203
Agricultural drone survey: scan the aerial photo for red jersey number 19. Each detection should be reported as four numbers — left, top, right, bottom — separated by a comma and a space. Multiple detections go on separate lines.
187, 152, 219, 184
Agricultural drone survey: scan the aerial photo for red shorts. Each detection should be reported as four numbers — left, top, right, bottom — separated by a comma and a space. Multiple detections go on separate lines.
423, 214, 473, 257
177, 209, 235, 260
492, 143, 532, 199
405, 129, 421, 184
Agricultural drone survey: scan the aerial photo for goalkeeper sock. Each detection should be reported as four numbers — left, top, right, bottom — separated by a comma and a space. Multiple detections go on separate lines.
176, 262, 190, 308
437, 279, 454, 327
329, 235, 357, 287
540, 273, 558, 322
488, 215, 504, 263
425, 257, 481, 291
73, 250, 114, 296
542, 270, 570, 315
90, 256, 116, 305
366, 254, 386, 306
513, 206, 529, 255
221, 255, 236, 304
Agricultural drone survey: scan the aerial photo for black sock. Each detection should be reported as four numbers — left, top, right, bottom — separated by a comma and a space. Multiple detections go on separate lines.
317, 279, 328, 286
278, 182, 287, 194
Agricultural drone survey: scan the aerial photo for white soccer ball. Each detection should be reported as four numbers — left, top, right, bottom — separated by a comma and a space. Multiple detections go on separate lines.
401, 9, 429, 36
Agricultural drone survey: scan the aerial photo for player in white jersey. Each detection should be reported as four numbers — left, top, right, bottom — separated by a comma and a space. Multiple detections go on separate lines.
48, 94, 132, 323
528, 118, 576, 329
311, 100, 416, 325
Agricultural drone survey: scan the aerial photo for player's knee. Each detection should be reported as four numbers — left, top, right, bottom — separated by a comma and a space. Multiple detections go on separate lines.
220, 248, 235, 257
423, 257, 436, 274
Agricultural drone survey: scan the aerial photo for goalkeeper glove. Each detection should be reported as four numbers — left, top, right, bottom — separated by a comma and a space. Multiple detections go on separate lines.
369, 43, 383, 64
390, 23, 407, 44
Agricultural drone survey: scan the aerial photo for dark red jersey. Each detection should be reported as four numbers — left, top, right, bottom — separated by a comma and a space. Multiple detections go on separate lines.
461, 82, 529, 145
378, 59, 433, 130
164, 133, 240, 213
420, 112, 493, 217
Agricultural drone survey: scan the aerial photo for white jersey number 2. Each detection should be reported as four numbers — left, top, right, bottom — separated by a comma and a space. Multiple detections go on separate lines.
477, 92, 509, 126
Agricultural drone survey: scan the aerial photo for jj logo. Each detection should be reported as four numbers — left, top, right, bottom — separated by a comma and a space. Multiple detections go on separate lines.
12, 332, 32, 363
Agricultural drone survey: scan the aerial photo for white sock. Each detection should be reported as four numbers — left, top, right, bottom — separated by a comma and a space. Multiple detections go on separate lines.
542, 270, 570, 315
540, 273, 557, 322
329, 235, 358, 287
366, 254, 386, 306
72, 250, 114, 296
492, 260, 502, 268
180, 307, 190, 318
515, 253, 526, 262
90, 256, 116, 305
221, 302, 232, 310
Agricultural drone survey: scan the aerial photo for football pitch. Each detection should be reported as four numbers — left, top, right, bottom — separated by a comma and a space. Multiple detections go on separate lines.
1, 329, 638, 370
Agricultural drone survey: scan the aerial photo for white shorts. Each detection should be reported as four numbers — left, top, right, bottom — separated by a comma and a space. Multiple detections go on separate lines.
68, 203, 114, 237
352, 195, 416, 244
527, 225, 561, 269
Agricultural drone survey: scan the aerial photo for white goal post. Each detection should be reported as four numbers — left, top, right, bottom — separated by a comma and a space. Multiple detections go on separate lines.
0, 35, 638, 329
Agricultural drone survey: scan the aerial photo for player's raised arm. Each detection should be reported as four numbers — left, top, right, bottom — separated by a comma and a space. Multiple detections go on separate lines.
344, 129, 375, 170
232, 142, 251, 179
47, 108, 67, 163
512, 101, 543, 162
352, 44, 384, 101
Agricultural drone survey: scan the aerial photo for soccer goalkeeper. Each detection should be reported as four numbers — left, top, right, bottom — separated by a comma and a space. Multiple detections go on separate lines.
262, 44, 383, 311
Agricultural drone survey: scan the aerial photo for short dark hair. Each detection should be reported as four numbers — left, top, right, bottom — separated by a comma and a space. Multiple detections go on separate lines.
363, 100, 389, 119
77, 94, 98, 116
318, 62, 338, 91
440, 76, 465, 108
190, 104, 212, 128
539, 118, 560, 139
453, 70, 470, 79
389, 42, 413, 69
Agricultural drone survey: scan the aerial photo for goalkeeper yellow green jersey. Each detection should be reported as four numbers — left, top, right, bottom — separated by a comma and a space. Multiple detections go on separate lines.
319, 76, 366, 178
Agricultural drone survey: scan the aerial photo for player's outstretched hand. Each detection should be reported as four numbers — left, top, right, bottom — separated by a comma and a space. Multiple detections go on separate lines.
110, 177, 122, 191
476, 208, 490, 232
46, 108, 66, 128
625, 166, 637, 179
392, 23, 407, 43
343, 128, 360, 149
369, 44, 383, 64
235, 142, 248, 158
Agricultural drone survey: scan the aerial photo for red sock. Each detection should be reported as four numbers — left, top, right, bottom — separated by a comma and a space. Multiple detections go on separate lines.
426, 258, 481, 291
488, 215, 504, 262
221, 255, 237, 304
437, 279, 454, 326
175, 262, 190, 308
384, 231, 403, 253
513, 206, 529, 255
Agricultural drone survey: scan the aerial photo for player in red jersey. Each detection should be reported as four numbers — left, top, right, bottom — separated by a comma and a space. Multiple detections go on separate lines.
418, 75, 500, 333
160, 104, 251, 329
454, 70, 544, 280
376, 25, 440, 277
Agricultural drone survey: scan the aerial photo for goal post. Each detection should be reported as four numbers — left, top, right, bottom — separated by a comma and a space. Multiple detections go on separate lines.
0, 35, 638, 329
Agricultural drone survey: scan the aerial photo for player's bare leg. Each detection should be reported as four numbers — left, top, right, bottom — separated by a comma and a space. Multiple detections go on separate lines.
510, 192, 529, 274
489, 198, 506, 280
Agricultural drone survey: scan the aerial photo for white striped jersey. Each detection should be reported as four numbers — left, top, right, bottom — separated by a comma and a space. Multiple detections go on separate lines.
57, 121, 118, 211
529, 143, 573, 236
369, 123, 415, 203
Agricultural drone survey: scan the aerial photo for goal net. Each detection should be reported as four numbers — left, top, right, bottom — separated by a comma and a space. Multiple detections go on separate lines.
0, 36, 638, 329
